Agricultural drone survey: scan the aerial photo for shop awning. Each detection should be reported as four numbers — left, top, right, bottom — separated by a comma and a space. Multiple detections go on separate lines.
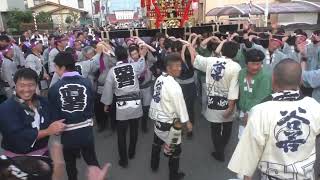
206, 0, 320, 16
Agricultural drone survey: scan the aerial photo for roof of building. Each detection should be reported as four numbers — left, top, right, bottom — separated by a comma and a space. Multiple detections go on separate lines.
206, 0, 320, 16
29, 1, 87, 13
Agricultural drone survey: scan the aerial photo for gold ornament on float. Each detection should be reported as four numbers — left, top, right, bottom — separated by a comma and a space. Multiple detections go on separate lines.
166, 19, 180, 28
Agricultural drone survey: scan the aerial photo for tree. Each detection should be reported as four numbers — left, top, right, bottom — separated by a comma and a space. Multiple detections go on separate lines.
65, 12, 80, 27
36, 11, 53, 24
7, 9, 33, 32
65, 16, 73, 24
70, 12, 79, 23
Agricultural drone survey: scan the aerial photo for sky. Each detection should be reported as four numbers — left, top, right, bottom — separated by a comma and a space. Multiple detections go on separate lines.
107, 0, 140, 12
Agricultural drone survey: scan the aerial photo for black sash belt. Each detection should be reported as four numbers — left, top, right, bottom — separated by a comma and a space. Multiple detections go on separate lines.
155, 120, 172, 132
116, 93, 141, 101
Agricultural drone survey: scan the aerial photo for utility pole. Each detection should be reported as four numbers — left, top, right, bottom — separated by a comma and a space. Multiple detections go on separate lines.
91, 0, 95, 27
265, 0, 269, 27
99, 0, 103, 26
100, 0, 107, 26
58, 0, 63, 32
106, 0, 109, 24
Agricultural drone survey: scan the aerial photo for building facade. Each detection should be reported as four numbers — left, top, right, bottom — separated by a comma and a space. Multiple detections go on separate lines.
204, 0, 319, 26
27, 0, 94, 15
0, 0, 26, 31
205, 0, 277, 22
29, 1, 88, 28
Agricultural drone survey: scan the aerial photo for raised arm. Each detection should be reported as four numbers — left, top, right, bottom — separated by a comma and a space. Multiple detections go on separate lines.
201, 36, 221, 47
191, 35, 201, 48
177, 38, 190, 45
138, 42, 157, 52
188, 33, 197, 43
181, 44, 188, 63
215, 39, 227, 55
186, 44, 197, 65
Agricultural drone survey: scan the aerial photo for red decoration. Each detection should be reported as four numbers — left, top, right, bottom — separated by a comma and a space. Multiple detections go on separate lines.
144, 0, 194, 28
146, 0, 151, 11
180, 0, 192, 27
152, 0, 164, 28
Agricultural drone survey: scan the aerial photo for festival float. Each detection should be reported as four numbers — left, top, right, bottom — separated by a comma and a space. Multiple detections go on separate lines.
141, 0, 197, 29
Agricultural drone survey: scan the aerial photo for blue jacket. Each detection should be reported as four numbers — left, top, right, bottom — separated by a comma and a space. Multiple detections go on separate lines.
48, 75, 94, 148
0, 96, 51, 154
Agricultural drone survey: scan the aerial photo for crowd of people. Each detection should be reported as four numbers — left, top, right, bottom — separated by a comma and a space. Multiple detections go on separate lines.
0, 24, 320, 180
108, 21, 147, 30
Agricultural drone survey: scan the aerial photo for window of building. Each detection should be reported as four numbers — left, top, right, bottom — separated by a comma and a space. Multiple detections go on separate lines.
78, 0, 84, 8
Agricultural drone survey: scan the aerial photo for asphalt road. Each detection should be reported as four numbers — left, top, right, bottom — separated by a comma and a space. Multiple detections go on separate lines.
0, 102, 240, 180
59, 102, 240, 180
2, 100, 319, 180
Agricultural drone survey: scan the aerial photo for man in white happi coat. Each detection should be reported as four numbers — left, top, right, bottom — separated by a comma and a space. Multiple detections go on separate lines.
192, 41, 241, 162
228, 59, 320, 180
149, 53, 192, 180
